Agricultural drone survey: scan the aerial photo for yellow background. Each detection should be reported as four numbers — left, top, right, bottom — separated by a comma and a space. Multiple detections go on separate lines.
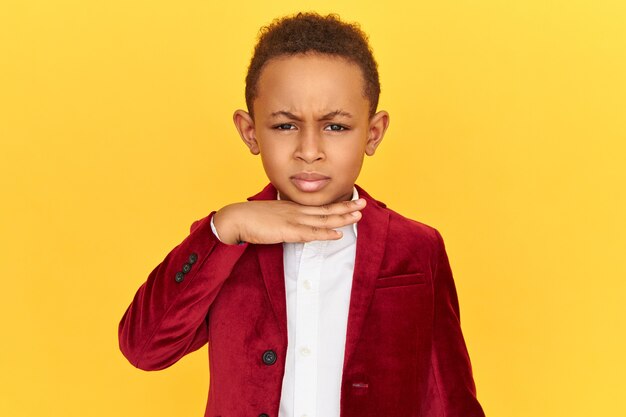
1, 0, 625, 416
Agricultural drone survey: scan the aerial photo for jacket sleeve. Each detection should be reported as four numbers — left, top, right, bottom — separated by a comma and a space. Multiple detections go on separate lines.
421, 229, 486, 417
118, 212, 248, 371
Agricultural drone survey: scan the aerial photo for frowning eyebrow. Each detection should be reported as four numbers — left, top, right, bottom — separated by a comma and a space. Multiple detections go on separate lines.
319, 110, 353, 120
270, 111, 302, 121
270, 110, 353, 121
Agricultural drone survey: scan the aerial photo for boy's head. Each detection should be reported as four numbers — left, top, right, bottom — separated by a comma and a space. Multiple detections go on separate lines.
234, 12, 389, 206
245, 12, 380, 119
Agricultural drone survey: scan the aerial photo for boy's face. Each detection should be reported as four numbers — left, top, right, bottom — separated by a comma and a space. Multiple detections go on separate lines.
234, 53, 389, 206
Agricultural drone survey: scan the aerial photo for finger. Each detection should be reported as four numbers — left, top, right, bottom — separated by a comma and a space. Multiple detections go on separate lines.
299, 198, 366, 216
284, 224, 344, 243
298, 210, 362, 230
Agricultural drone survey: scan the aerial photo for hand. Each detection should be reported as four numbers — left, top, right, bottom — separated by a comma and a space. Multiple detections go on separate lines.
213, 198, 366, 245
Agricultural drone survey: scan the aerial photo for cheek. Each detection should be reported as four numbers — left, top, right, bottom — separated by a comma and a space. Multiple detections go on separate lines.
258, 139, 291, 172
329, 137, 366, 167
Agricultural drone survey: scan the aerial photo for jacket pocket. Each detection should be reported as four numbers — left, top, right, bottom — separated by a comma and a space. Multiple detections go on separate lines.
375, 273, 427, 289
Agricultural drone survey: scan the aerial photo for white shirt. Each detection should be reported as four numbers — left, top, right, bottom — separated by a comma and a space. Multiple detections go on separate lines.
210, 188, 359, 417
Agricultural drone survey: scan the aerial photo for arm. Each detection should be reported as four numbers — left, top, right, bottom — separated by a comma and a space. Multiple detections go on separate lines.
118, 212, 248, 370
118, 198, 365, 370
421, 230, 486, 417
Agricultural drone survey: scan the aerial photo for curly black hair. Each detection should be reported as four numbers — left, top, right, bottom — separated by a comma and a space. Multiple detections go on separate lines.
245, 12, 380, 118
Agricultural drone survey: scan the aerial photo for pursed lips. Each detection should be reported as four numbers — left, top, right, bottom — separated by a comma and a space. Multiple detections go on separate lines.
290, 172, 331, 192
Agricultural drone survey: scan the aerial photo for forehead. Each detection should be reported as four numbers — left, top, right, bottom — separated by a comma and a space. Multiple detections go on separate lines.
254, 53, 369, 117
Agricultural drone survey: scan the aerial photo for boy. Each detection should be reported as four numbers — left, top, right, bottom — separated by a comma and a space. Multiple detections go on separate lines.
119, 12, 485, 417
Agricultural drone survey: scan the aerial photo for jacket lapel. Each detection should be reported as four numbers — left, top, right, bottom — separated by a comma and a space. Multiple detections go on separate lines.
247, 183, 390, 362
247, 184, 288, 339
256, 243, 288, 339
343, 185, 389, 371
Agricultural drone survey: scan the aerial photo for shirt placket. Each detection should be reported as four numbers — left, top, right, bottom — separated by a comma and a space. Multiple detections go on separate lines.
293, 239, 327, 417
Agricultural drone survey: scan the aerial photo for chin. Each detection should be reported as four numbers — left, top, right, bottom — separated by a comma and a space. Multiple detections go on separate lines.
297, 195, 337, 206
280, 192, 326, 206
281, 187, 351, 207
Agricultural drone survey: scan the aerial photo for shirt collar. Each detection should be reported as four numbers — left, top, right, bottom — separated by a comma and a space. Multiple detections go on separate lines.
276, 187, 359, 238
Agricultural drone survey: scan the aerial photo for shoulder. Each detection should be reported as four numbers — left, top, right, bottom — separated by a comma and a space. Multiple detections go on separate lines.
357, 184, 443, 249
385, 205, 443, 250
387, 206, 439, 237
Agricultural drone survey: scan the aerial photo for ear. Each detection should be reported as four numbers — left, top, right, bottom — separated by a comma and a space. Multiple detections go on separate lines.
365, 110, 390, 156
233, 109, 260, 155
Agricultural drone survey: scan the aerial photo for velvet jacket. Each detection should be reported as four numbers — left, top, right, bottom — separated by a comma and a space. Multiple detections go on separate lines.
118, 184, 485, 417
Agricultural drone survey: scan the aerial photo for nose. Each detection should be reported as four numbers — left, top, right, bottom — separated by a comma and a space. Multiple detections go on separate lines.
294, 128, 324, 164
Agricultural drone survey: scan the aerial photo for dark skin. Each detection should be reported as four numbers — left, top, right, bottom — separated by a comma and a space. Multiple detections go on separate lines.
213, 53, 390, 245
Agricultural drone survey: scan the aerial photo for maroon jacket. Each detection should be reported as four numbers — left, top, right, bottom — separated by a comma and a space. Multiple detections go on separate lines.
119, 183, 485, 417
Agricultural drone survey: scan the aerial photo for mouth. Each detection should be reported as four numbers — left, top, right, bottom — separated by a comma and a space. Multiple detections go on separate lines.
290, 172, 331, 193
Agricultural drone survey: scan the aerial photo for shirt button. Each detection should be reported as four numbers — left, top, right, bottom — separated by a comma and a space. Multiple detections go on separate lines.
299, 347, 311, 356
262, 350, 277, 365
175, 271, 184, 283
302, 280, 312, 290
182, 263, 191, 273
259, 414, 269, 417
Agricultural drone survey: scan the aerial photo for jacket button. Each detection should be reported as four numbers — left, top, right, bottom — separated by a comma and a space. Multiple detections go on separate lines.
175, 271, 184, 283
182, 263, 191, 273
189, 253, 198, 264
262, 350, 277, 365
259, 414, 269, 417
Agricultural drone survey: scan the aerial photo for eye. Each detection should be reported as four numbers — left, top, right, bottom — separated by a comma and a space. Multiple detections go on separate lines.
273, 123, 296, 130
325, 124, 348, 132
